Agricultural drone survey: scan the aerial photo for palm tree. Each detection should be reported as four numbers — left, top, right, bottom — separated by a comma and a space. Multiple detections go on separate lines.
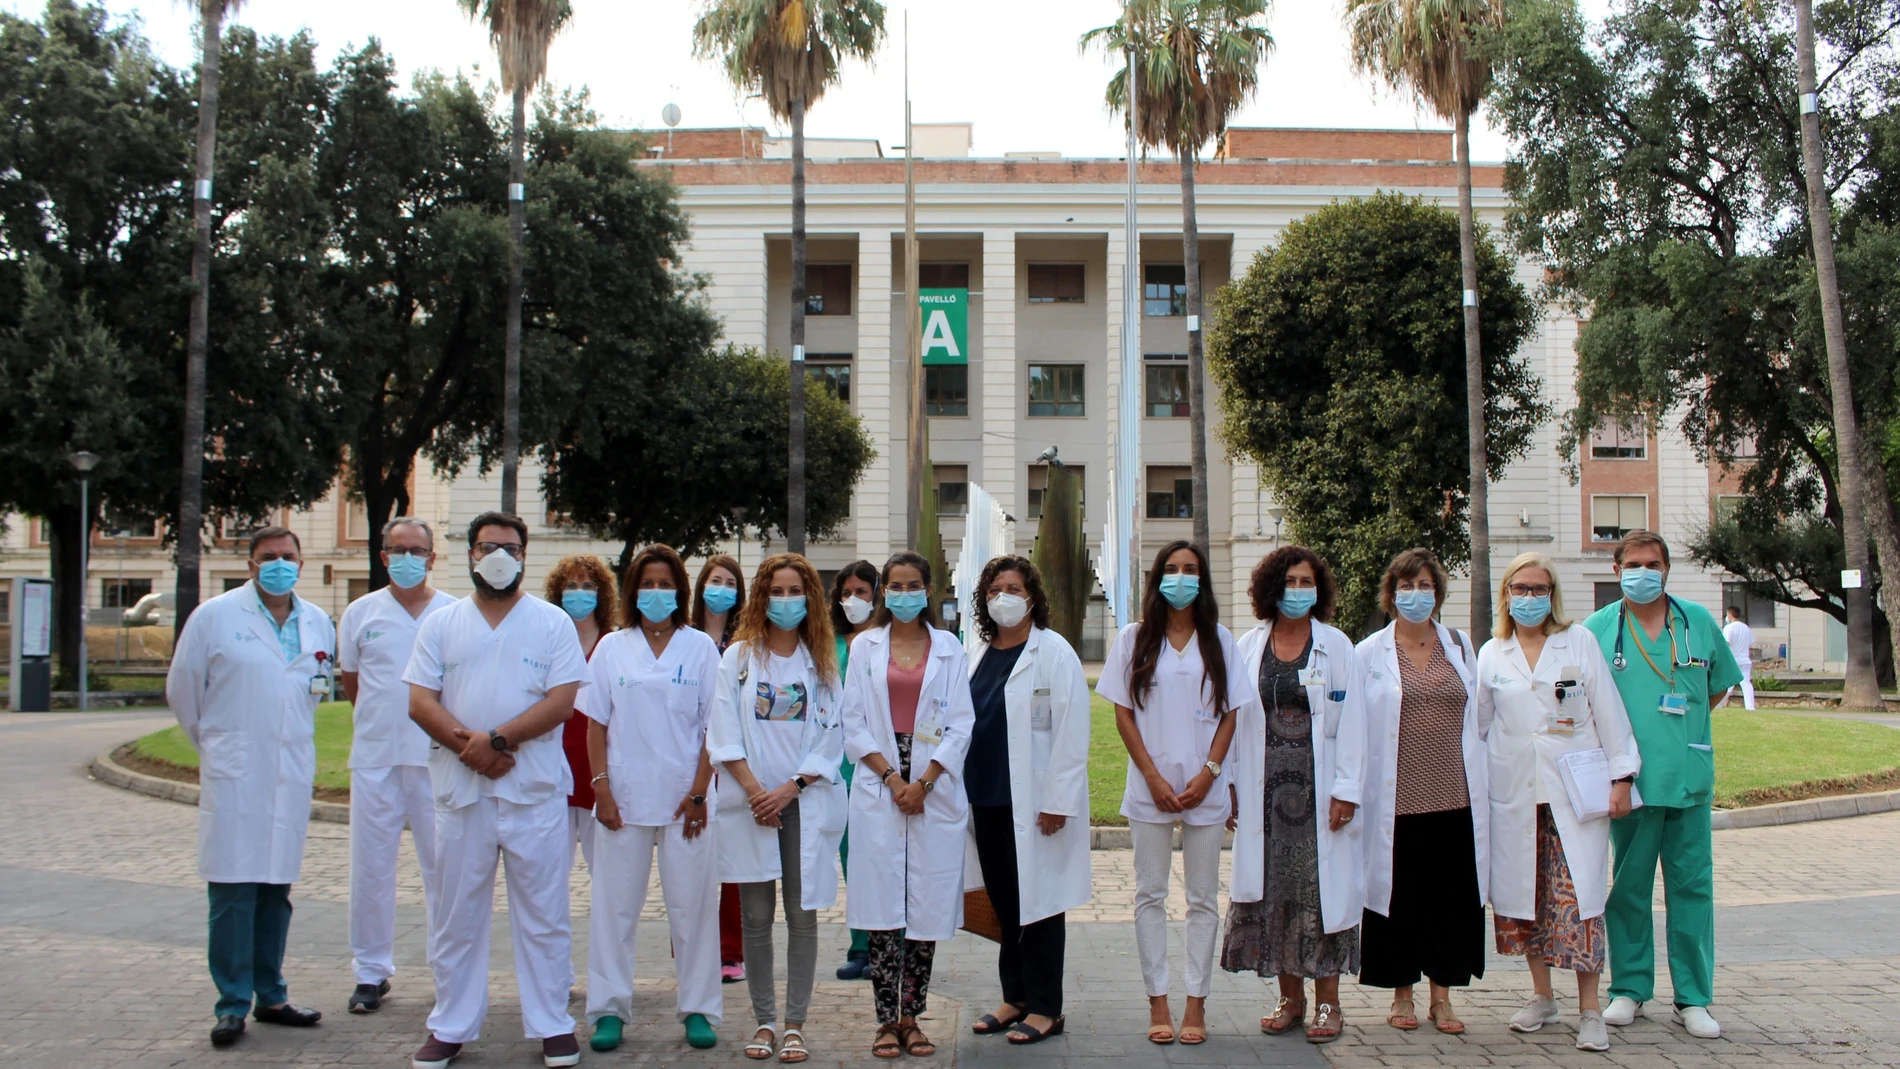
694, 0, 886, 555
1346, 0, 1505, 637
1084, 0, 1274, 558
174, 0, 244, 637
459, 0, 573, 514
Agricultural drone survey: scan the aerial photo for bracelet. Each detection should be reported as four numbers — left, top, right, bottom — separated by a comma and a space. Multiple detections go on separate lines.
880, 767, 899, 783
590, 772, 611, 785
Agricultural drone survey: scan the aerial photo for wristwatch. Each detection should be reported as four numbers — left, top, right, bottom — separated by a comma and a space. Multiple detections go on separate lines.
690, 793, 706, 806
922, 779, 936, 793
793, 775, 811, 792
1204, 759, 1222, 778
489, 730, 509, 752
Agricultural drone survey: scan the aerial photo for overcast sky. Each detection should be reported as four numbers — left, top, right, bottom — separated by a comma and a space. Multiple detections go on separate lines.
6, 0, 1614, 161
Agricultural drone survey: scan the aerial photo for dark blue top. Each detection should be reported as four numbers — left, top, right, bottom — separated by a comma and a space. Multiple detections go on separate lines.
964, 640, 1024, 808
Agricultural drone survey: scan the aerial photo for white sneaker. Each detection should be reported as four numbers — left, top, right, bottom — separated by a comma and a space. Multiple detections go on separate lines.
1576, 1010, 1610, 1052
1510, 994, 1562, 1033
1673, 1005, 1721, 1039
1603, 997, 1644, 1026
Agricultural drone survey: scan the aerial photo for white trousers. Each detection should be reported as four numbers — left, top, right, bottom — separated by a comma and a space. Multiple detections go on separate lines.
567, 806, 597, 874
428, 795, 574, 1043
349, 765, 442, 985
586, 822, 722, 1026
1722, 663, 1756, 710
1131, 819, 1224, 998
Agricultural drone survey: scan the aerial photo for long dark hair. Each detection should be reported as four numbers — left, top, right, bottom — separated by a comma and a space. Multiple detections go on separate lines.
620, 544, 692, 630
874, 551, 934, 629
691, 554, 744, 643
971, 555, 1051, 643
1128, 539, 1229, 715
829, 559, 880, 635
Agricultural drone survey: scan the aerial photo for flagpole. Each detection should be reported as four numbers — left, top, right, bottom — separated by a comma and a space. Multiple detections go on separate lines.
904, 13, 924, 549
1115, 33, 1142, 628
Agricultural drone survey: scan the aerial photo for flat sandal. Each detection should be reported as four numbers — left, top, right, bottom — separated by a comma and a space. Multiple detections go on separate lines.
1262, 996, 1307, 1035
1388, 997, 1419, 1030
1307, 1003, 1344, 1044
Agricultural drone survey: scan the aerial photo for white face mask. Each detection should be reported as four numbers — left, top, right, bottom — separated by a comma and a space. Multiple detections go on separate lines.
988, 593, 1030, 629
841, 595, 874, 625
472, 547, 522, 589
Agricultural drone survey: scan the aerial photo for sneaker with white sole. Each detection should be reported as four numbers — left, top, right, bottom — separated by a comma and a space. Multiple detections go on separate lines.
1576, 1010, 1610, 1051
1603, 996, 1644, 1026
1510, 994, 1562, 1033
1673, 1005, 1721, 1039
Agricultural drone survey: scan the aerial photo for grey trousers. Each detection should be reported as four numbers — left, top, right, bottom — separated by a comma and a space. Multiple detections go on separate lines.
738, 798, 818, 1026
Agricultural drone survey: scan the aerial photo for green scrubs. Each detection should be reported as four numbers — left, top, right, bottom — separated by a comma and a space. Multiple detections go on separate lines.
1583, 595, 1741, 1009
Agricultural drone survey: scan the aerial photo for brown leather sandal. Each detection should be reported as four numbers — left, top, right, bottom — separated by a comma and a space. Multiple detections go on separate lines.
1307, 1003, 1344, 1044
899, 1023, 936, 1056
1429, 999, 1465, 1035
872, 1023, 903, 1059
1388, 996, 1419, 1030
1262, 996, 1307, 1035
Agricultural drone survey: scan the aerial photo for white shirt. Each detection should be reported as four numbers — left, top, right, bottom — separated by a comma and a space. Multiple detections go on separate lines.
1096, 621, 1256, 826
580, 626, 721, 826
1724, 620, 1755, 665
339, 587, 457, 769
403, 593, 588, 809
743, 652, 821, 788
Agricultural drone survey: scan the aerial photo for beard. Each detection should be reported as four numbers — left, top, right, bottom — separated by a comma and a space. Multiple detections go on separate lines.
471, 569, 523, 598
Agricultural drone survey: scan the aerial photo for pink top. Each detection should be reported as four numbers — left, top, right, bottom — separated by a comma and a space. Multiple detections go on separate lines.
887, 659, 925, 735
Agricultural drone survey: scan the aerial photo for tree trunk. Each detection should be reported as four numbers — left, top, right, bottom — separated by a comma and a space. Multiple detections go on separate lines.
500, 83, 526, 514
1852, 435, 1900, 693
1181, 150, 1212, 556
174, 0, 223, 640
1795, 0, 1883, 710
1455, 107, 1492, 640
787, 96, 808, 554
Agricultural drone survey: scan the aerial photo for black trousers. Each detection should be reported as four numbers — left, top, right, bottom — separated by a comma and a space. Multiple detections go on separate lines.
970, 805, 1066, 1017
1359, 806, 1486, 989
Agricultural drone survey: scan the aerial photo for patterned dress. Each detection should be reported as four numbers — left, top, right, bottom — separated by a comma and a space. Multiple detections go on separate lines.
1221, 633, 1361, 978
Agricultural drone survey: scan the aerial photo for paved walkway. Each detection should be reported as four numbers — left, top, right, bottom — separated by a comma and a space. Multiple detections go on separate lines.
2, 712, 1897, 1068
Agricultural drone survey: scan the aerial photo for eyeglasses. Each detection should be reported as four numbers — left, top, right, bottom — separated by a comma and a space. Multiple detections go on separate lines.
474, 542, 525, 559
1509, 584, 1553, 598
386, 548, 431, 559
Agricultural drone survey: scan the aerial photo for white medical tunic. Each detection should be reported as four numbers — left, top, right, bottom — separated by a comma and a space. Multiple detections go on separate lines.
1096, 622, 1256, 826
579, 626, 721, 826
339, 587, 457, 769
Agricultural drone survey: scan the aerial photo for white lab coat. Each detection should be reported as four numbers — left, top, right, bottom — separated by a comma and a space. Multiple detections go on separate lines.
842, 625, 976, 942
166, 582, 337, 885
1229, 621, 1368, 934
706, 639, 845, 911
960, 627, 1093, 926
1477, 625, 1641, 921
1357, 620, 1488, 917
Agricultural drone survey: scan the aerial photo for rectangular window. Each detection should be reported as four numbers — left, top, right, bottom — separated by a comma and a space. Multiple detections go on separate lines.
1714, 494, 1745, 525
347, 578, 372, 604
804, 263, 852, 316
222, 577, 249, 593
1722, 582, 1777, 628
1027, 364, 1085, 417
1144, 264, 1188, 317
1594, 581, 1622, 611
1027, 464, 1086, 520
1591, 495, 1648, 542
924, 365, 968, 416
1589, 422, 1647, 459
918, 262, 970, 289
99, 505, 160, 540
934, 464, 969, 517
1145, 354, 1189, 418
805, 355, 852, 403
1026, 263, 1085, 303
102, 577, 153, 608
1146, 465, 1194, 519
217, 512, 274, 542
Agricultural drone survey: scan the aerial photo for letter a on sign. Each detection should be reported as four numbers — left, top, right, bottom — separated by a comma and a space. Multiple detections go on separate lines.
922, 310, 960, 360
918, 287, 969, 366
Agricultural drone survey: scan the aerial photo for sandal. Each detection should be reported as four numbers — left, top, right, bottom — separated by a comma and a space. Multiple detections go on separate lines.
1148, 1018, 1176, 1044
872, 1023, 903, 1060
1388, 996, 1419, 1030
1178, 1023, 1207, 1045
899, 1023, 936, 1057
745, 1025, 776, 1060
972, 1005, 1025, 1035
1006, 1017, 1065, 1045
778, 1027, 809, 1063
1307, 1003, 1344, 1044
1429, 1000, 1466, 1035
1263, 996, 1307, 1035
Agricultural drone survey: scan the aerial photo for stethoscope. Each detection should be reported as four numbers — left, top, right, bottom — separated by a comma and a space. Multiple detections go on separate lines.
1611, 595, 1706, 673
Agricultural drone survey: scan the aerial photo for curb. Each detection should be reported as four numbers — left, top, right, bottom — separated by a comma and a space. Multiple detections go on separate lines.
89, 747, 350, 825
1708, 788, 1900, 830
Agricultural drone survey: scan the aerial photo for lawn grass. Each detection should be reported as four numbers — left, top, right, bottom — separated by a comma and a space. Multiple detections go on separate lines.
131, 702, 356, 793
1709, 708, 1900, 807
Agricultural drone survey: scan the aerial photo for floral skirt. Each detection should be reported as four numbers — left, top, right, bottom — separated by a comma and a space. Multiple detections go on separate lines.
1494, 804, 1606, 973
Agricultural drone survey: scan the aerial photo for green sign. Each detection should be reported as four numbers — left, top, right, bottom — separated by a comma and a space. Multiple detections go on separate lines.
919, 288, 968, 366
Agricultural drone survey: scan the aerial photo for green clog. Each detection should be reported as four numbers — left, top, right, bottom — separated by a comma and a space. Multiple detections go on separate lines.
684, 1012, 717, 1050
590, 1014, 623, 1052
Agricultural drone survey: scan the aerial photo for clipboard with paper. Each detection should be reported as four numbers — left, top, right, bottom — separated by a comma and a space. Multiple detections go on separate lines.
1558, 747, 1642, 821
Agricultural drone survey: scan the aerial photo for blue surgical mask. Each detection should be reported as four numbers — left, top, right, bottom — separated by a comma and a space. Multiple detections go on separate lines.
1159, 574, 1200, 610
637, 589, 678, 624
767, 595, 808, 630
1393, 589, 1436, 624
1278, 588, 1318, 619
561, 589, 597, 621
701, 584, 738, 615
385, 553, 428, 590
1620, 566, 1665, 605
885, 589, 929, 623
1510, 594, 1552, 627
256, 559, 300, 597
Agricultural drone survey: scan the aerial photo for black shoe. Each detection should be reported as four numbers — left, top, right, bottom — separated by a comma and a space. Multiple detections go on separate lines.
253, 1002, 322, 1027
349, 980, 391, 1013
210, 1015, 246, 1047
835, 949, 870, 980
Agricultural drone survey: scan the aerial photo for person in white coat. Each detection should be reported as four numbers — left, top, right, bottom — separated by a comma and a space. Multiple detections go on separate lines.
1720, 606, 1756, 710
338, 517, 456, 1015
1223, 546, 1366, 1045
842, 551, 977, 1059
404, 512, 589, 1069
166, 525, 336, 1048
1098, 539, 1256, 1047
961, 555, 1091, 1046
582, 544, 722, 1053
707, 552, 845, 1066
1479, 553, 1639, 1053
1356, 547, 1488, 1036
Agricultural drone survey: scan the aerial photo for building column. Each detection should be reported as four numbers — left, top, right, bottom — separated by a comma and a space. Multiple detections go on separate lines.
854, 232, 896, 563
980, 232, 1018, 525
682, 225, 767, 349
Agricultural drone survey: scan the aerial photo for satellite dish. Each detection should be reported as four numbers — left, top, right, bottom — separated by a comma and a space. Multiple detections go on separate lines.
662, 103, 682, 128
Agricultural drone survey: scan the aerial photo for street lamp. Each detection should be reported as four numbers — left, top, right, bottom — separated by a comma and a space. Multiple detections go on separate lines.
731, 507, 749, 575
70, 450, 100, 712
1268, 505, 1285, 545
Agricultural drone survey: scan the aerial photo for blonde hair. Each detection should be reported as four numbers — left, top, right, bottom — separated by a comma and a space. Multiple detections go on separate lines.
1494, 551, 1571, 640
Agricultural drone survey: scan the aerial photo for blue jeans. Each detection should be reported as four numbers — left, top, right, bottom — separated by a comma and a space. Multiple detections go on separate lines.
208, 882, 293, 1018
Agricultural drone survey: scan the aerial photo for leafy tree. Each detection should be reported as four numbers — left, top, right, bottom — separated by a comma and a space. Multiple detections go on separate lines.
694, 0, 886, 554
1346, 0, 1509, 637
1084, 0, 1274, 555
1208, 192, 1544, 634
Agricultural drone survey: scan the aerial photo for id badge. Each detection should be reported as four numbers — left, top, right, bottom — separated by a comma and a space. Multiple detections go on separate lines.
309, 673, 331, 697
1031, 687, 1053, 730
1297, 668, 1326, 688
1546, 713, 1577, 735
1659, 693, 1688, 716
914, 697, 948, 744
